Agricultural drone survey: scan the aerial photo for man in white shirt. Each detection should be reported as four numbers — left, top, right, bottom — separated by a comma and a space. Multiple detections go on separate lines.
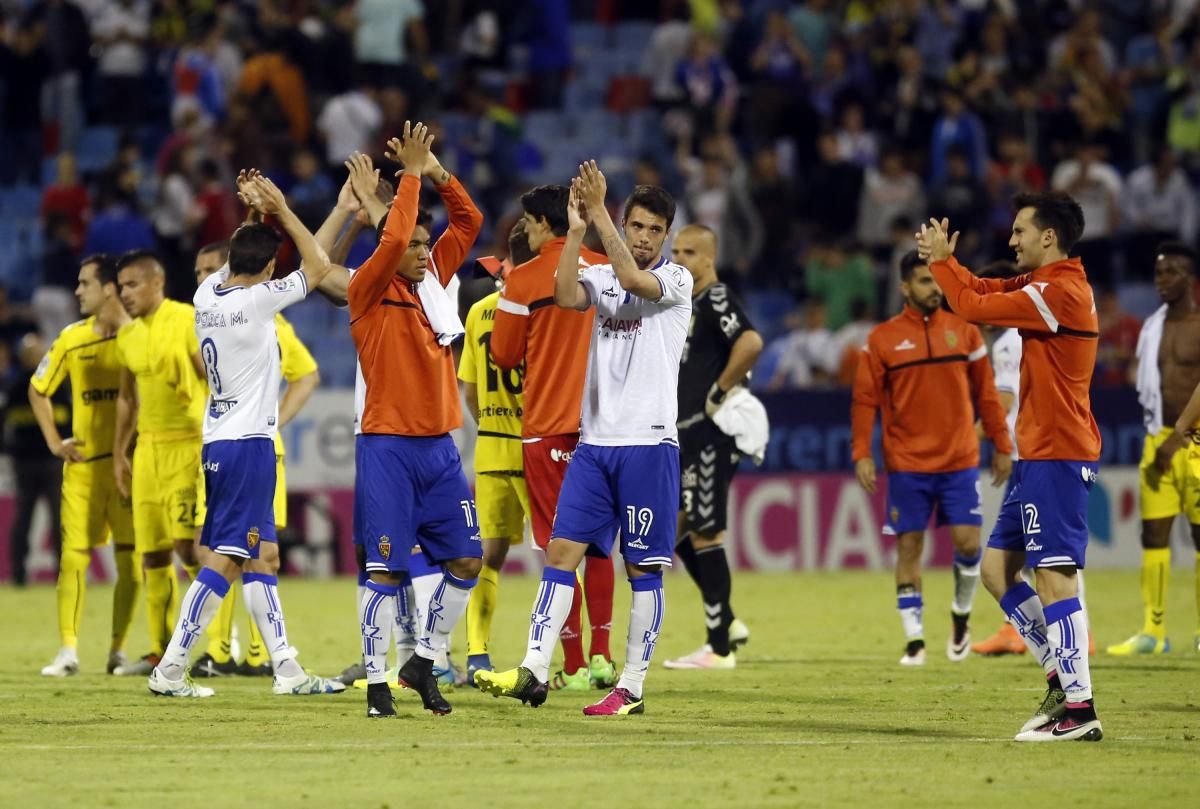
148, 172, 343, 698
476, 164, 692, 716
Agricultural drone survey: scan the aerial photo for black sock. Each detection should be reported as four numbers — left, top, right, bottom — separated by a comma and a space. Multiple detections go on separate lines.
1047, 671, 1063, 691
676, 537, 701, 587
1066, 698, 1096, 720
695, 545, 734, 656
951, 612, 969, 643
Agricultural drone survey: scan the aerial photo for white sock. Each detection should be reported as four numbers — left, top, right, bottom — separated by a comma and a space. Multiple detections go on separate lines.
999, 581, 1054, 676
616, 574, 665, 699
897, 586, 923, 641
361, 581, 398, 685
951, 550, 981, 615
1045, 596, 1092, 703
520, 567, 577, 682
394, 581, 418, 668
158, 568, 229, 680
242, 573, 303, 679
411, 571, 439, 643
416, 571, 476, 662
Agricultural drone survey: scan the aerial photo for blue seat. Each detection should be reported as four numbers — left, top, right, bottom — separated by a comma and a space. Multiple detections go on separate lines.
522, 110, 568, 149
613, 21, 656, 54
76, 126, 119, 173
571, 109, 620, 144
571, 22, 609, 54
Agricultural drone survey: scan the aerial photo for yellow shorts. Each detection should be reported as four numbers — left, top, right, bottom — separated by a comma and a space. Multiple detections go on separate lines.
194, 453, 287, 529
61, 458, 133, 552
132, 437, 201, 552
1139, 428, 1200, 523
476, 472, 530, 542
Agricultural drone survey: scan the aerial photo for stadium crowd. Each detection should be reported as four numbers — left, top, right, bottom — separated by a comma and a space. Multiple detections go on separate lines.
0, 0, 1197, 392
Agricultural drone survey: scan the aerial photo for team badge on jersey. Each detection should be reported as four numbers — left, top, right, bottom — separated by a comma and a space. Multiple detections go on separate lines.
247, 526, 260, 549
944, 330, 959, 349
378, 536, 391, 560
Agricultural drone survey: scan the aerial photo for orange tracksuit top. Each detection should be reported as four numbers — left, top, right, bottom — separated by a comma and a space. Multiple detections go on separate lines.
929, 256, 1101, 462
490, 237, 607, 438
348, 174, 484, 436
851, 304, 1013, 472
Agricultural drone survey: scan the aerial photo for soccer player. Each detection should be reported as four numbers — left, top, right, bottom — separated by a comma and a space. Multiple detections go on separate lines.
32, 254, 140, 676
1109, 242, 1200, 655
461, 220, 535, 680
148, 173, 343, 697
918, 191, 1103, 741
476, 163, 692, 716
663, 225, 762, 670
852, 250, 1013, 666
349, 123, 485, 718
110, 250, 209, 676
188, 239, 321, 678
489, 183, 618, 691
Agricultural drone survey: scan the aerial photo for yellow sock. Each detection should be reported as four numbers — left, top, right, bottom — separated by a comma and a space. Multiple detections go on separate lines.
245, 598, 269, 666
205, 590, 236, 663
56, 549, 89, 649
110, 547, 139, 651
1141, 547, 1170, 640
144, 565, 179, 657
467, 565, 501, 656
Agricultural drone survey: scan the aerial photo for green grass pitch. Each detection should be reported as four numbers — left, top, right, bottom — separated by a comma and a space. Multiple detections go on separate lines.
2, 569, 1198, 808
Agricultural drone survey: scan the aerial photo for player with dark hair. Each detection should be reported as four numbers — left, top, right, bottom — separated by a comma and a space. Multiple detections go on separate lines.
852, 251, 1013, 666
110, 249, 209, 676
477, 164, 692, 716
486, 184, 617, 691
663, 224, 762, 670
33, 254, 140, 677
918, 190, 1103, 741
1110, 241, 1200, 656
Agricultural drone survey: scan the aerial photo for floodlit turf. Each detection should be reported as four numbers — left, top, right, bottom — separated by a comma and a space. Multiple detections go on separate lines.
2, 569, 1198, 808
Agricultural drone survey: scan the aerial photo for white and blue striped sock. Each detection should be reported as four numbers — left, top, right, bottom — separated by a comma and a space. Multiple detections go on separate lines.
394, 578, 418, 669
416, 571, 477, 662
1000, 581, 1055, 676
1044, 596, 1092, 704
616, 573, 666, 699
520, 567, 577, 682
897, 585, 924, 642
158, 568, 230, 680
243, 573, 302, 679
360, 581, 398, 685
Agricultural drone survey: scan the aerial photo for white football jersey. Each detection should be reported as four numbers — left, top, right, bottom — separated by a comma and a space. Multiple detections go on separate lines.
991, 327, 1021, 460
577, 257, 692, 446
194, 267, 308, 443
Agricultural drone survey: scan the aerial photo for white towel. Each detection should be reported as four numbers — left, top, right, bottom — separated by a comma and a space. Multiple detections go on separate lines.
417, 270, 464, 346
1135, 304, 1166, 433
711, 388, 770, 465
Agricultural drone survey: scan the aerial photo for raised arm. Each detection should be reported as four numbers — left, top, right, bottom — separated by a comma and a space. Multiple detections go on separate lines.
553, 181, 591, 311
428, 171, 484, 287
247, 175, 335, 292
578, 161, 662, 301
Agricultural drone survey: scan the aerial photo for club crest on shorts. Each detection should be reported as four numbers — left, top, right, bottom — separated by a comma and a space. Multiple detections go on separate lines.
890, 506, 899, 525
944, 330, 959, 349
247, 526, 260, 549
378, 536, 391, 560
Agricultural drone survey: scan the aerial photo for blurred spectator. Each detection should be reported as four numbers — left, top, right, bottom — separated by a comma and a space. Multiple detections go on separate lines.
1121, 146, 1197, 277
23, 0, 89, 153
522, 0, 569, 109
1051, 140, 1123, 286
803, 131, 863, 242
835, 102, 877, 168
746, 8, 810, 141
172, 15, 237, 125
676, 30, 738, 137
236, 32, 311, 148
354, 0, 429, 92
0, 20, 49, 186
84, 178, 155, 257
804, 241, 875, 331
0, 285, 37, 348
789, 0, 834, 69
883, 215, 917, 316
1124, 12, 1179, 161
195, 159, 239, 247
834, 298, 878, 387
34, 213, 79, 339
152, 144, 203, 285
1095, 287, 1141, 385
317, 84, 383, 171
857, 148, 924, 254
2, 333, 65, 585
1048, 8, 1116, 75
985, 130, 1045, 254
878, 44, 939, 155
928, 146, 990, 261
930, 87, 989, 183
287, 149, 336, 232
808, 43, 856, 122
39, 153, 90, 251
644, 6, 692, 107
677, 135, 763, 277
92, 0, 150, 128
748, 145, 799, 289
765, 300, 841, 390
1165, 36, 1200, 164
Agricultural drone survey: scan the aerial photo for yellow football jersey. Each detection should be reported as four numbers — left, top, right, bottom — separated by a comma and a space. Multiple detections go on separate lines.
116, 299, 205, 436
31, 317, 121, 460
458, 291, 524, 473
274, 313, 318, 457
